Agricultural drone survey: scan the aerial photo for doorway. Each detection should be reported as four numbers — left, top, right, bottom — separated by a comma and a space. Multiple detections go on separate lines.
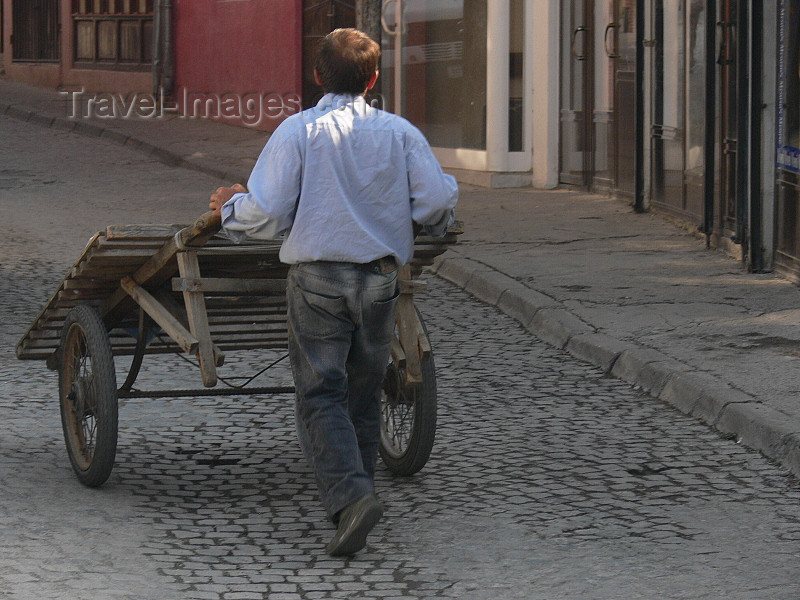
559, 0, 637, 195
718, 0, 739, 237
650, 0, 707, 222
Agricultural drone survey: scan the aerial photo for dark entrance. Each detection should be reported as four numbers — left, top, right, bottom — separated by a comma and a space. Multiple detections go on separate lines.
559, 0, 637, 197
302, 0, 356, 109
12, 0, 60, 62
718, 0, 739, 238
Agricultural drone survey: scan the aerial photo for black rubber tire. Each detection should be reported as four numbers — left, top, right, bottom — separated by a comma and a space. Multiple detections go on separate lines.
58, 305, 118, 487
379, 312, 437, 476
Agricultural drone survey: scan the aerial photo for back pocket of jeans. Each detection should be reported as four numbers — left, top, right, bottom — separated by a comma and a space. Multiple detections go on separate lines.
294, 286, 348, 337
369, 289, 400, 345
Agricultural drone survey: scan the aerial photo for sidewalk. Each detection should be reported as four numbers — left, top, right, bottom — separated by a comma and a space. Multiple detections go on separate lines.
0, 79, 264, 184
3, 80, 800, 479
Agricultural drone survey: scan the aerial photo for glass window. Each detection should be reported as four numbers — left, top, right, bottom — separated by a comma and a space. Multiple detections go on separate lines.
651, 0, 686, 210
382, 0, 488, 150
686, 0, 706, 180
72, 0, 154, 66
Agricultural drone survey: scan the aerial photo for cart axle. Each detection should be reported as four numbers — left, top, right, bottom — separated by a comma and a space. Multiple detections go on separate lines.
117, 385, 295, 399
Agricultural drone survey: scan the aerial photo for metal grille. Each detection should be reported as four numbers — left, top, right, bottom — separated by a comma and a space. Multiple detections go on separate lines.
72, 0, 154, 67
12, 0, 60, 62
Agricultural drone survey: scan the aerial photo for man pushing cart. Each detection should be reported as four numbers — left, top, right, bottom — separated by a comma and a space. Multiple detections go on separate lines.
17, 27, 458, 558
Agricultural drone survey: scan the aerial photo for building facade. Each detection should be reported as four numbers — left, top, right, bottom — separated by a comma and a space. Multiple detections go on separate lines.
0, 0, 301, 128
2, 1, 800, 281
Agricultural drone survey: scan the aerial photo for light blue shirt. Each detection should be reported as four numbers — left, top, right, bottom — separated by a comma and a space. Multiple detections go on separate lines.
220, 93, 458, 265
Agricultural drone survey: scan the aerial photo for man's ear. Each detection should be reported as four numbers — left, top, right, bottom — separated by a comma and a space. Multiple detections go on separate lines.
366, 70, 379, 91
314, 68, 323, 87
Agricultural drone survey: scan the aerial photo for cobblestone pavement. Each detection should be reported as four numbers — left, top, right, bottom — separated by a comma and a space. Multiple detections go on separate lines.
2, 115, 800, 599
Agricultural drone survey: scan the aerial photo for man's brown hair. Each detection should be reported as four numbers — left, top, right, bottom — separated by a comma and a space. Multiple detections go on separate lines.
315, 28, 380, 95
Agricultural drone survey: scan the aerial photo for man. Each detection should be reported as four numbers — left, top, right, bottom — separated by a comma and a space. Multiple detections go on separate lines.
209, 28, 458, 556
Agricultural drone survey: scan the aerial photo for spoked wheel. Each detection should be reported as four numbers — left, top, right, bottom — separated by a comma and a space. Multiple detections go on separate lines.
379, 314, 437, 476
58, 305, 118, 487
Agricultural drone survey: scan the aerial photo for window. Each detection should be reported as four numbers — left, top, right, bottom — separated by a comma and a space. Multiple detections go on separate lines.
72, 0, 154, 69
12, 0, 60, 62
382, 0, 488, 150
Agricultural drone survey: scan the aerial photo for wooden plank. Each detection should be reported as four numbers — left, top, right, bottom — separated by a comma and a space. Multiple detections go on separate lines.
208, 326, 288, 337
82, 248, 159, 263
395, 264, 422, 384
105, 341, 288, 355
198, 245, 282, 256
171, 277, 287, 294
58, 288, 118, 302
72, 262, 151, 280
207, 315, 287, 326
96, 239, 170, 250
120, 276, 199, 355
416, 319, 432, 359
398, 279, 427, 294
214, 340, 288, 351
390, 336, 406, 368
105, 223, 184, 239
177, 251, 218, 387
205, 298, 286, 310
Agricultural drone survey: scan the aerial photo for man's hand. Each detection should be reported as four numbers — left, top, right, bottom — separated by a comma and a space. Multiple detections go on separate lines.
209, 183, 247, 216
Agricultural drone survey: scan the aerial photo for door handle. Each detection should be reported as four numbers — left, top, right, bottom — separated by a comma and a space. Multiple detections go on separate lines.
382, 0, 406, 36
716, 20, 735, 65
604, 23, 619, 58
572, 26, 588, 61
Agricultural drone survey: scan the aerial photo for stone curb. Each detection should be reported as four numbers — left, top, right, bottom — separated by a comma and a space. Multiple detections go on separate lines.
715, 402, 800, 469
1, 102, 248, 184
565, 333, 632, 373
433, 254, 800, 478
529, 308, 593, 349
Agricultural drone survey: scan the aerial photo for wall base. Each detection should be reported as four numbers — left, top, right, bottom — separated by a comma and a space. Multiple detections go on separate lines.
445, 168, 533, 189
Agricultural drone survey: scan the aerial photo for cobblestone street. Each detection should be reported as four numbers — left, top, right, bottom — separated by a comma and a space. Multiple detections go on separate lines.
2, 115, 800, 599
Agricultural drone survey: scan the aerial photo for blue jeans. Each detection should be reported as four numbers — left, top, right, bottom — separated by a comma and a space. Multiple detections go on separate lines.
286, 261, 399, 521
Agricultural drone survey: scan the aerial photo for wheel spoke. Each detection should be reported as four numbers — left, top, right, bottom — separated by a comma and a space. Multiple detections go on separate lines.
63, 326, 99, 463
382, 381, 415, 456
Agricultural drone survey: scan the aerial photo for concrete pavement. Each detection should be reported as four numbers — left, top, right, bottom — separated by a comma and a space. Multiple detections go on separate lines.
3, 79, 800, 480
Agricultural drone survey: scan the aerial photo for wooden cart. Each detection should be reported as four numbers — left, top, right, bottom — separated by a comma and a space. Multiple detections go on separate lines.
16, 212, 459, 487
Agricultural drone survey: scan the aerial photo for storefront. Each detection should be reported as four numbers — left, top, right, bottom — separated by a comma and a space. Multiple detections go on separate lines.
378, 0, 558, 188
645, 0, 774, 270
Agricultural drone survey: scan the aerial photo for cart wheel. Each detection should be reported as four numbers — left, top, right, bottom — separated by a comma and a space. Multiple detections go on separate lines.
58, 305, 118, 487
379, 313, 437, 476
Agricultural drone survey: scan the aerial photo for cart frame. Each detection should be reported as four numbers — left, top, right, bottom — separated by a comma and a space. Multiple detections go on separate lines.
17, 211, 459, 486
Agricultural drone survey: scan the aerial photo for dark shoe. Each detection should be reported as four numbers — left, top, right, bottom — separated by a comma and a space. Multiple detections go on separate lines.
326, 493, 384, 557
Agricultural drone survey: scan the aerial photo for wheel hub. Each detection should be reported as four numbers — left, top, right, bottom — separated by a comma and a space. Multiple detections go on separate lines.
382, 364, 406, 408
69, 376, 94, 418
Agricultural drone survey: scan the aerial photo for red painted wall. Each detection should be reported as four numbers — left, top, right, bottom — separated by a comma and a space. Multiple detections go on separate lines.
174, 0, 303, 132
